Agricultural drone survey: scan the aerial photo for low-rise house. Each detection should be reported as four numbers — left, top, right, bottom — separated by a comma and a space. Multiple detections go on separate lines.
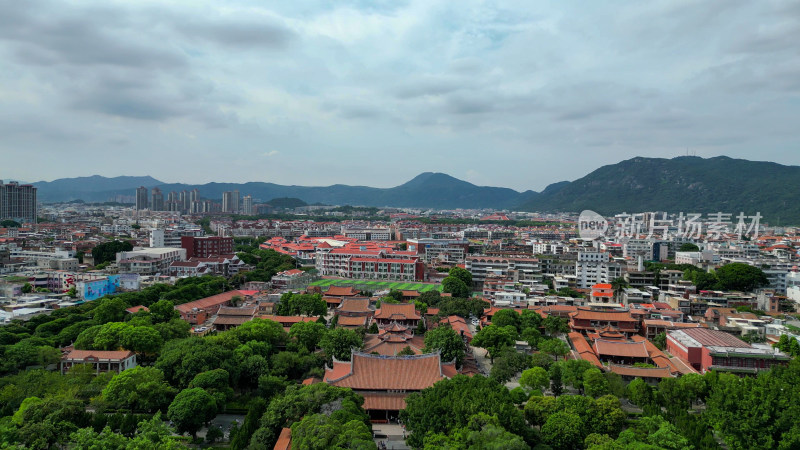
60, 349, 136, 374
666, 328, 790, 374
213, 306, 257, 331
175, 290, 256, 324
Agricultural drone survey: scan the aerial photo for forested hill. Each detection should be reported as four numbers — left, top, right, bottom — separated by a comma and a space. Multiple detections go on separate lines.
516, 156, 800, 224
34, 172, 524, 209
32, 157, 800, 223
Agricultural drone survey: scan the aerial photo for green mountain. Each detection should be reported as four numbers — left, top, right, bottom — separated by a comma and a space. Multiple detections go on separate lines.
517, 156, 800, 224
35, 172, 522, 209
31, 157, 800, 223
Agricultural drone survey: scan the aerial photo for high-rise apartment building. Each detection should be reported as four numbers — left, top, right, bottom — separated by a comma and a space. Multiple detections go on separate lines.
0, 181, 37, 223
222, 190, 240, 213
135, 186, 149, 210
179, 191, 189, 213
151, 187, 164, 211
242, 195, 253, 215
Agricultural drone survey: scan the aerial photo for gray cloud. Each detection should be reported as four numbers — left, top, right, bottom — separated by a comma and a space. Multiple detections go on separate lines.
0, 0, 799, 190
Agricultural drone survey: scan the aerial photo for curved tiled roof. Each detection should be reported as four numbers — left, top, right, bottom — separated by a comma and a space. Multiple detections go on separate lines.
325, 352, 447, 390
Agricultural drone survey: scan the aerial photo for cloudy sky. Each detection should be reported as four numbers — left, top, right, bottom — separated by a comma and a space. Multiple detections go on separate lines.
1, 0, 799, 191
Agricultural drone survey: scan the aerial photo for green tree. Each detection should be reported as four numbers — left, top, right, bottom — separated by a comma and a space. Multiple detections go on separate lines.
149, 299, 178, 323
320, 328, 363, 361
679, 243, 700, 252
248, 383, 370, 449
490, 349, 530, 384
610, 277, 629, 302
93, 322, 132, 350
155, 338, 232, 388
206, 425, 224, 444
400, 375, 532, 448
584, 368, 610, 398
167, 388, 218, 438
91, 240, 134, 264
539, 338, 569, 361
397, 346, 416, 356
21, 282, 33, 294
120, 326, 164, 357
541, 411, 585, 450
442, 276, 470, 298
290, 414, 375, 450
289, 321, 327, 352
189, 369, 233, 406
492, 309, 521, 332
519, 309, 543, 331
102, 367, 176, 412
520, 327, 542, 349
653, 332, 667, 350
549, 363, 564, 397
423, 325, 465, 367
524, 395, 557, 426
715, 262, 769, 292
627, 378, 655, 411
591, 395, 627, 437
471, 325, 516, 363
542, 316, 569, 336
92, 297, 127, 324
448, 266, 473, 287
520, 366, 550, 393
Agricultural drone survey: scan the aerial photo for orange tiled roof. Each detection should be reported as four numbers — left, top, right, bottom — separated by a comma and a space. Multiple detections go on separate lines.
570, 310, 637, 322
337, 298, 371, 313
608, 364, 674, 378
360, 392, 408, 411
375, 303, 421, 320
568, 332, 603, 368
337, 315, 369, 327
325, 286, 359, 297
175, 290, 249, 313
63, 349, 134, 361
325, 352, 448, 390
274, 428, 291, 450
594, 340, 649, 358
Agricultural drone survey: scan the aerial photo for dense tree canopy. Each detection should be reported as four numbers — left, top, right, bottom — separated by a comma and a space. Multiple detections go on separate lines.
423, 325, 466, 367
401, 375, 533, 448
91, 240, 134, 265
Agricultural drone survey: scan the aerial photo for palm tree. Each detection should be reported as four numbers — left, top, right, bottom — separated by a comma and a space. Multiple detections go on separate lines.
610, 277, 629, 303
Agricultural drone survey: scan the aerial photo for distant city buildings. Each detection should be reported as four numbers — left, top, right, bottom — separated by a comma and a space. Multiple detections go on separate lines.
135, 186, 148, 210
0, 181, 37, 223
222, 190, 240, 214
150, 187, 164, 211
242, 195, 253, 215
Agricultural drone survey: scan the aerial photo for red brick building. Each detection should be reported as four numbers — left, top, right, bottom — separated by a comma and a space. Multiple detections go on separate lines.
666, 328, 790, 374
181, 236, 234, 258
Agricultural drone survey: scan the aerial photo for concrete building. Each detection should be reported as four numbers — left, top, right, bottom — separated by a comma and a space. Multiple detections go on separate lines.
242, 195, 254, 215
575, 251, 622, 289
135, 186, 148, 210
0, 181, 37, 223
222, 190, 240, 213
150, 187, 164, 212
116, 247, 186, 275
667, 328, 790, 374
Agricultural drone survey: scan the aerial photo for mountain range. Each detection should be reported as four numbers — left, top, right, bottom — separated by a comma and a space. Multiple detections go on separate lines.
29, 156, 800, 224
